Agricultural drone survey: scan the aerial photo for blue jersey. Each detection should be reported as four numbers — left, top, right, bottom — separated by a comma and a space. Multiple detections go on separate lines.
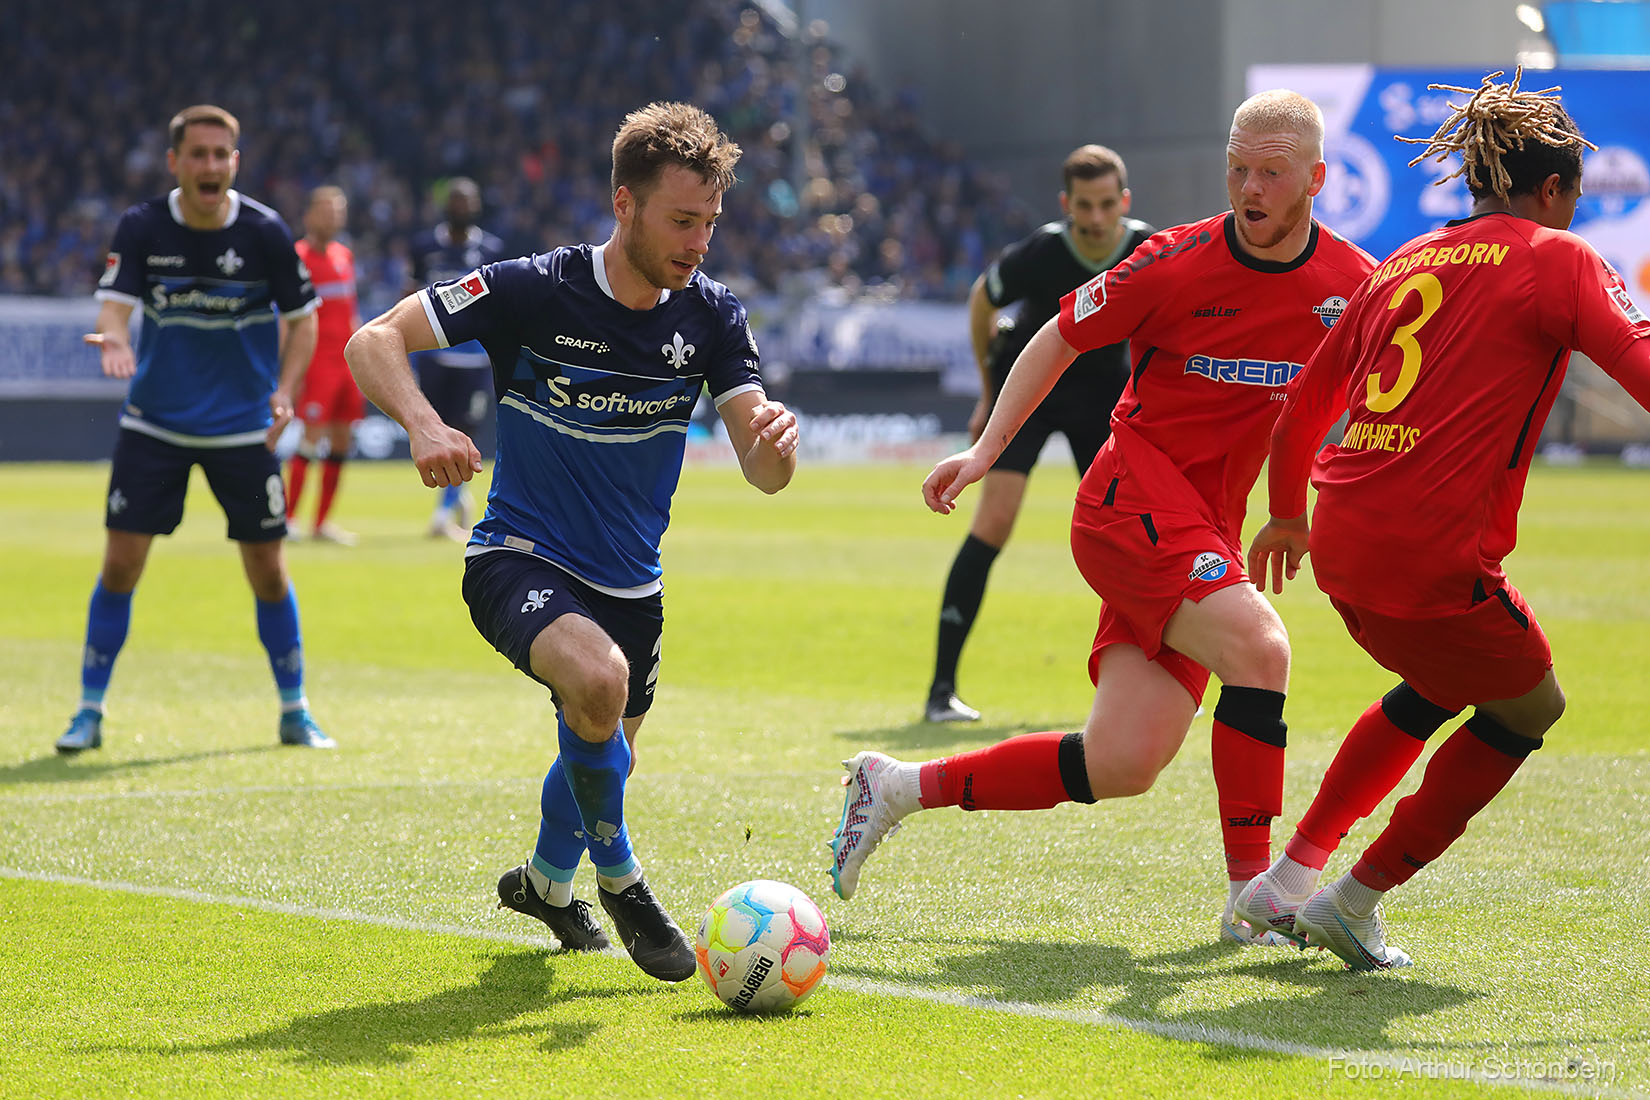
410, 222, 507, 368
95, 190, 317, 444
421, 244, 763, 595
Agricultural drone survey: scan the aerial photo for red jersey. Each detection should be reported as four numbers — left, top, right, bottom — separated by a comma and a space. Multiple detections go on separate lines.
1058, 213, 1376, 540
295, 238, 358, 373
1271, 211, 1650, 616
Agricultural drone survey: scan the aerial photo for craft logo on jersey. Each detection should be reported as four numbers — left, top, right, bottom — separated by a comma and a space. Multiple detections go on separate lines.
215, 247, 244, 275
99, 252, 121, 287
437, 270, 491, 314
1189, 552, 1230, 582
662, 331, 696, 370
1072, 270, 1108, 324
1313, 296, 1348, 328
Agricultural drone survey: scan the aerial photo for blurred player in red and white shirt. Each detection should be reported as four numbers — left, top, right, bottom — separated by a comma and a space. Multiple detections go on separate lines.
1238, 71, 1650, 970
286, 186, 364, 544
827, 91, 1376, 945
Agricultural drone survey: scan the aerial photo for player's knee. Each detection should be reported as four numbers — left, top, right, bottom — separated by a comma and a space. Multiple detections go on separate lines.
560, 652, 629, 738
1233, 620, 1290, 691
1104, 756, 1162, 798
1092, 736, 1165, 798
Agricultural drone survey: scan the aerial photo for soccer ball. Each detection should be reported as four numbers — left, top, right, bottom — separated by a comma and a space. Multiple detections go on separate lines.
695, 879, 830, 1013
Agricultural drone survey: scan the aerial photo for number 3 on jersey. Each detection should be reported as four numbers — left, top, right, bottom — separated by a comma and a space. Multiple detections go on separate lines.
1367, 271, 1443, 413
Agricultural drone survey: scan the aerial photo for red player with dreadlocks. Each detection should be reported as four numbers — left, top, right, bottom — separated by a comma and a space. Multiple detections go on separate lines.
1234, 69, 1650, 969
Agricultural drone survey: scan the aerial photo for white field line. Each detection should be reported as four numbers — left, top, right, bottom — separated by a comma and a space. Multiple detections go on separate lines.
1, 866, 1638, 1099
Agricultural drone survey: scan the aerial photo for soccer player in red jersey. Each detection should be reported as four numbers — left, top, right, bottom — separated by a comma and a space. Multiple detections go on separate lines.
286, 186, 364, 544
1236, 71, 1650, 970
827, 90, 1377, 944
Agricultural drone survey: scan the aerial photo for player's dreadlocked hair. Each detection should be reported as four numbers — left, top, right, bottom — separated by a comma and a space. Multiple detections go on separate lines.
611, 102, 742, 200
1396, 68, 1596, 202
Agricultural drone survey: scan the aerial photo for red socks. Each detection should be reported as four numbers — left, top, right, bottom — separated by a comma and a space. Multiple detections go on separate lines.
1291, 699, 1427, 864
918, 731, 1075, 811
1210, 687, 1287, 883
1354, 716, 1538, 889
316, 458, 344, 527
285, 456, 309, 520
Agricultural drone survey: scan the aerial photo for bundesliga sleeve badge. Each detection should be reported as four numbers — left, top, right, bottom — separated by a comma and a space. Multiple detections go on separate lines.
437, 269, 491, 314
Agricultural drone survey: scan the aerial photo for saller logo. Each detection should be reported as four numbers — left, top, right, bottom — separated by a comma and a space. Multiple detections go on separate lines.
730, 955, 776, 1009
1189, 552, 1230, 582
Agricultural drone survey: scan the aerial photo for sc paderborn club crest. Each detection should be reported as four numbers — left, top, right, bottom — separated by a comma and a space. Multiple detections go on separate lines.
662, 332, 695, 370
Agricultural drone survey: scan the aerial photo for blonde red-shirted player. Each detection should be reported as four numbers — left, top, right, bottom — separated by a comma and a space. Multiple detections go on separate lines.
1236, 71, 1650, 970
286, 186, 364, 544
827, 90, 1377, 945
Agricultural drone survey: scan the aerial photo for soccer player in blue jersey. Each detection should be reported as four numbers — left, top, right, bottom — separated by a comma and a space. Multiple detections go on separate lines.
57, 104, 334, 754
347, 102, 797, 981
408, 178, 507, 540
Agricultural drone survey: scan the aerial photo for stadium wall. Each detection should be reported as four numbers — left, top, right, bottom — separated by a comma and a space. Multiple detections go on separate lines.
812, 0, 1531, 227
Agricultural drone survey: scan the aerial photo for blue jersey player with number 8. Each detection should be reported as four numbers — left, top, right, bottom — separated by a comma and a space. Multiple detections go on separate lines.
346, 102, 798, 981
57, 104, 333, 755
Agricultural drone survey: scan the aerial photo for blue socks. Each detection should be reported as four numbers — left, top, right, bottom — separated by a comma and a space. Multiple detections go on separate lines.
530, 758, 587, 906
255, 586, 307, 711
79, 579, 133, 710
440, 483, 461, 510
556, 712, 639, 890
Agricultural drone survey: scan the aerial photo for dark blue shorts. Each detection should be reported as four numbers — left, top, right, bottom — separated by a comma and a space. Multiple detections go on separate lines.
461, 549, 664, 718
106, 427, 287, 542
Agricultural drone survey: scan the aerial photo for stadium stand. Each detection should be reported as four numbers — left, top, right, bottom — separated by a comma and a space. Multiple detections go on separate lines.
0, 1, 1033, 315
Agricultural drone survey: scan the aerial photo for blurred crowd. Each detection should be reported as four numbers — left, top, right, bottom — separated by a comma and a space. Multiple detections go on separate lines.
1, 0, 1034, 312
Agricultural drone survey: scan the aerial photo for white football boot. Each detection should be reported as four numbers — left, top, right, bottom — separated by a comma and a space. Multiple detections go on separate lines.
1231, 869, 1311, 947
828, 750, 920, 900
1295, 882, 1413, 970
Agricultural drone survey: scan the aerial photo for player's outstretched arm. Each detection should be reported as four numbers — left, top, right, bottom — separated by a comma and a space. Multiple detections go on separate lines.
1246, 513, 1310, 595
345, 294, 482, 488
84, 301, 137, 380
718, 390, 797, 494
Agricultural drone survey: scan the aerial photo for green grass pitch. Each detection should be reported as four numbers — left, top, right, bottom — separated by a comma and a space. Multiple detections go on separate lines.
2, 458, 1647, 1099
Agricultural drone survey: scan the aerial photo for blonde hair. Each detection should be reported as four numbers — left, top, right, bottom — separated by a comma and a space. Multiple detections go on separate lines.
1231, 90, 1325, 161
1395, 67, 1595, 201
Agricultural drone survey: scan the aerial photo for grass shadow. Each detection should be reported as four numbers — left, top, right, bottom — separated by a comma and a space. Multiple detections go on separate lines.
0, 745, 280, 787
830, 928, 1484, 1056
106, 950, 652, 1065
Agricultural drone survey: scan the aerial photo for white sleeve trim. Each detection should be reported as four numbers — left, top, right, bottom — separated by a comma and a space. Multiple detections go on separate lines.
711, 382, 763, 408
94, 289, 142, 307
419, 288, 452, 349
282, 296, 320, 319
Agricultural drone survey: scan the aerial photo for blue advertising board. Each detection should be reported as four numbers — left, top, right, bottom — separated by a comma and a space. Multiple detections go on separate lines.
1249, 65, 1650, 312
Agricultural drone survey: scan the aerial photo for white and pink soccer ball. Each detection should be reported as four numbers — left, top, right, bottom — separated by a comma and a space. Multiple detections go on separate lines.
695, 879, 830, 1013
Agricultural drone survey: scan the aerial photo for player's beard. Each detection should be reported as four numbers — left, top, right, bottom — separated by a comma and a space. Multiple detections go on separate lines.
623, 227, 695, 293
1237, 187, 1312, 252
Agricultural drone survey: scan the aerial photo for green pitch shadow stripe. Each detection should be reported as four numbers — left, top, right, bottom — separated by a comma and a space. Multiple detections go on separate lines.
0, 866, 1632, 1099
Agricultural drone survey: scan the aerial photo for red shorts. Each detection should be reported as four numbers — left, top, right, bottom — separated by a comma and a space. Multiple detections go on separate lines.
1328, 583, 1552, 713
297, 360, 365, 425
1071, 442, 1248, 703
